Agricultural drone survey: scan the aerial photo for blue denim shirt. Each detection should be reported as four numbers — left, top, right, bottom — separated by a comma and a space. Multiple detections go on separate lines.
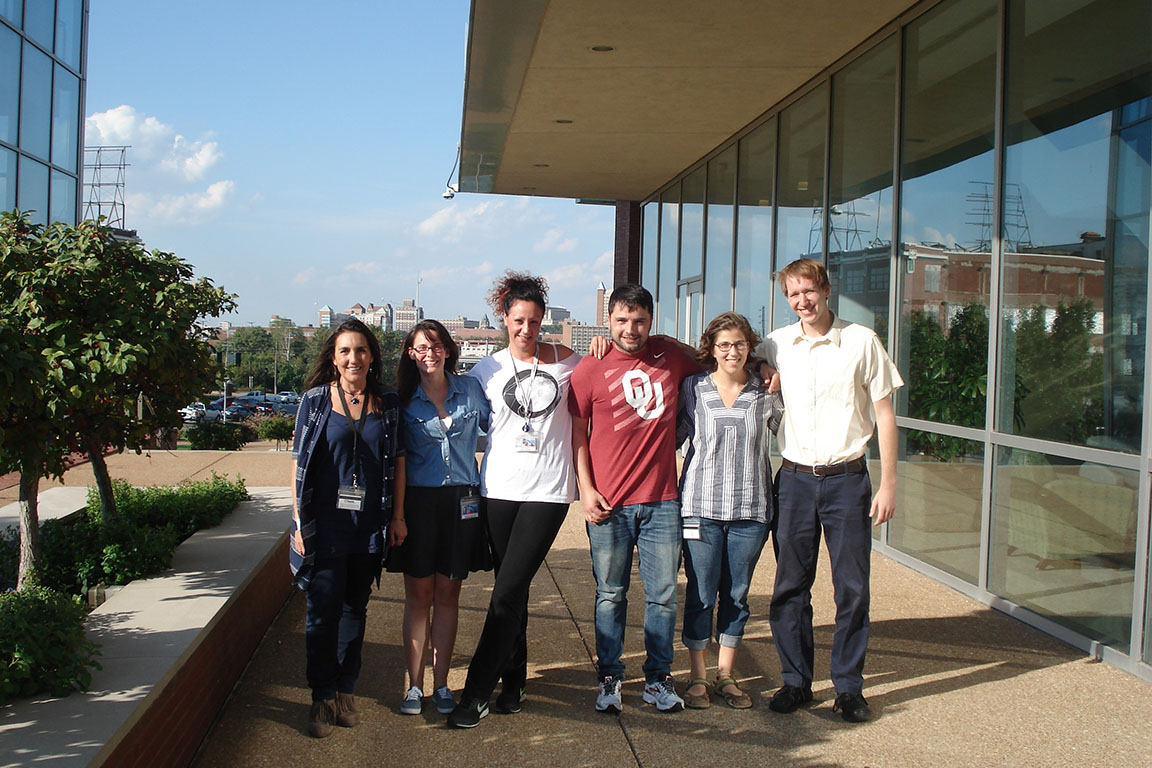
403, 373, 491, 488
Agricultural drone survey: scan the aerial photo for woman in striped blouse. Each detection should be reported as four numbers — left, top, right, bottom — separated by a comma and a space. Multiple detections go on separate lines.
676, 311, 774, 710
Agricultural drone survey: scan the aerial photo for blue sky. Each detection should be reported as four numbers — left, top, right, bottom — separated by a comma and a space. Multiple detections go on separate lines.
83, 0, 615, 328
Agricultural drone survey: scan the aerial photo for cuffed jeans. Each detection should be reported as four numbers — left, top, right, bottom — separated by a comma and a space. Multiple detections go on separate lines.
305, 552, 378, 701
461, 499, 568, 702
769, 464, 872, 694
587, 499, 681, 682
682, 518, 769, 650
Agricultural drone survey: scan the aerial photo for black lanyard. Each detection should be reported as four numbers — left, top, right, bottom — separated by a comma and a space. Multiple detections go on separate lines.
336, 386, 368, 488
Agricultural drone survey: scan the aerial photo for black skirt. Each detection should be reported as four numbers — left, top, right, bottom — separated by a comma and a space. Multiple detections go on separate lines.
385, 485, 493, 579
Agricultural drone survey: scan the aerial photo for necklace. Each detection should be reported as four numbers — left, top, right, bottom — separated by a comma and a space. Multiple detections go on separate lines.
338, 383, 365, 405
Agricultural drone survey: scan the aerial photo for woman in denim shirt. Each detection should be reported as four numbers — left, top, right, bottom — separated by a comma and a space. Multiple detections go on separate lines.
387, 319, 492, 717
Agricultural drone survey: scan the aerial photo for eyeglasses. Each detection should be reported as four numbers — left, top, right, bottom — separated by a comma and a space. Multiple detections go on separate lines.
714, 341, 749, 353
412, 344, 446, 356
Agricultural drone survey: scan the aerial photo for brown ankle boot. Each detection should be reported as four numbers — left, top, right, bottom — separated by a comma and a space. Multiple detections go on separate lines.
309, 699, 336, 738
335, 692, 360, 727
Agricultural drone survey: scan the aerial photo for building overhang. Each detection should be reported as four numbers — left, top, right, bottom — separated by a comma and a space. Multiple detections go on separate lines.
459, 0, 920, 202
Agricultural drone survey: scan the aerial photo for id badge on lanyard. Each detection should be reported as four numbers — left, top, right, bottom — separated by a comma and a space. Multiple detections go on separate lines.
337, 485, 366, 511
682, 518, 702, 540
460, 488, 480, 520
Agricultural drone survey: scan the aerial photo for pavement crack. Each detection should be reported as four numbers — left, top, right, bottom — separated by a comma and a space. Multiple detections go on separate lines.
543, 555, 644, 768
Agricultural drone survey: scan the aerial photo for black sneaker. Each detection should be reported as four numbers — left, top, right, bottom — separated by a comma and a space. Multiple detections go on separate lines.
493, 685, 526, 714
833, 691, 871, 723
447, 697, 489, 728
768, 684, 813, 714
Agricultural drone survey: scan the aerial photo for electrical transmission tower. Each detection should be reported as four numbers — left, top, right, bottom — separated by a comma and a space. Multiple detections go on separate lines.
83, 146, 129, 228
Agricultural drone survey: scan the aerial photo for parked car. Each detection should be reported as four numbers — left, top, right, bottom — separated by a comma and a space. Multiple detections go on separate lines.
179, 403, 206, 422
277, 391, 299, 403
221, 403, 256, 422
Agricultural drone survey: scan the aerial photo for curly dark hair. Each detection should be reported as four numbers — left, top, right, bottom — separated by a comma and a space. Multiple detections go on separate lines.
395, 320, 461, 403
487, 270, 549, 317
695, 312, 761, 370
303, 318, 384, 398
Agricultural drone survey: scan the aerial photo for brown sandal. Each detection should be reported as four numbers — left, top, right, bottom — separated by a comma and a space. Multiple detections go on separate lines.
685, 678, 711, 709
713, 676, 752, 709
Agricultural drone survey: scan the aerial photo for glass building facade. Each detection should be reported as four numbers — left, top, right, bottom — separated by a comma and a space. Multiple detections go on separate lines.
639, 0, 1152, 676
0, 0, 86, 225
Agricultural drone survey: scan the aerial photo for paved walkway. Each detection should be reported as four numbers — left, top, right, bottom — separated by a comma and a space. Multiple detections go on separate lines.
6, 447, 1152, 766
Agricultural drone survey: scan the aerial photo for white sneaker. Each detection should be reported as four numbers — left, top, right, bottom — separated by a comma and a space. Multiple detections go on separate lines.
433, 685, 456, 714
400, 685, 423, 715
643, 676, 684, 712
595, 674, 623, 713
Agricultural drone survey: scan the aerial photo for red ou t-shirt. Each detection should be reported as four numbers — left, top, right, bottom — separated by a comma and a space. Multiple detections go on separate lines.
568, 336, 699, 509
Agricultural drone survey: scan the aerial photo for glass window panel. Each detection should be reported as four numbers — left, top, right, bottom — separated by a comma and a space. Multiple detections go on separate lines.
889, 429, 983, 583
55, 0, 83, 70
19, 41, 51, 159
0, 24, 18, 145
997, 0, 1151, 453
735, 117, 776, 339
657, 185, 679, 334
51, 64, 78, 173
641, 201, 658, 291
18, 154, 48, 225
704, 145, 736, 322
0, 0, 21, 26
49, 169, 75, 224
0, 146, 14, 210
989, 446, 1136, 652
828, 36, 897, 343
775, 84, 826, 331
896, 0, 998, 424
679, 165, 705, 279
23, 0, 52, 49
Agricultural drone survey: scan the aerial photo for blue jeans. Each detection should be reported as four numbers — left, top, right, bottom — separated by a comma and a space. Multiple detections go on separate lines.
682, 518, 769, 650
305, 553, 378, 701
586, 499, 681, 682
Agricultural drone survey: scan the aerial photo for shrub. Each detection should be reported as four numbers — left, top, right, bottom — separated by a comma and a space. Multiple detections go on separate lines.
183, 421, 253, 450
254, 414, 294, 450
0, 586, 100, 704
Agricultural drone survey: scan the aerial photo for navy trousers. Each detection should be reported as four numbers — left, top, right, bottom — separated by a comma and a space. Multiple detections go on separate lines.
769, 464, 872, 694
305, 552, 378, 701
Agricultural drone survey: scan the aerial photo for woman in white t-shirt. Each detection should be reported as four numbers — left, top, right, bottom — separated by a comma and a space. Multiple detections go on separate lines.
447, 271, 579, 728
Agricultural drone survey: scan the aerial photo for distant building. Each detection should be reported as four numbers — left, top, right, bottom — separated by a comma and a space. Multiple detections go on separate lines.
544, 305, 571, 324
562, 321, 611, 356
394, 299, 424, 332
596, 281, 610, 325
442, 315, 480, 331
317, 305, 335, 327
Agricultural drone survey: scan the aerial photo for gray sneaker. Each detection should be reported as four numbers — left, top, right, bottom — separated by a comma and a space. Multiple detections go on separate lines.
400, 685, 423, 715
595, 674, 623, 713
434, 685, 456, 715
643, 675, 684, 712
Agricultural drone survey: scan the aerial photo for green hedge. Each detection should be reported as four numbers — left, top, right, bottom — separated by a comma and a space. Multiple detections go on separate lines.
183, 421, 256, 450
0, 474, 249, 594
0, 586, 100, 704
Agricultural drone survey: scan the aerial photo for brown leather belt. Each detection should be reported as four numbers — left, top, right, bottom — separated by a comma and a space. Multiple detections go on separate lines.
780, 456, 866, 477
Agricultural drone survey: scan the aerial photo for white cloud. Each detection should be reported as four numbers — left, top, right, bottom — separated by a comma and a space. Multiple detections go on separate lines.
546, 250, 612, 289
921, 226, 958, 249
292, 267, 316, 286
415, 200, 500, 242
533, 228, 578, 254
128, 179, 234, 223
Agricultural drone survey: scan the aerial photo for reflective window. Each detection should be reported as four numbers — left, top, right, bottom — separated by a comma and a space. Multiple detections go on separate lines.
679, 165, 705, 279
828, 36, 896, 342
49, 169, 75, 224
23, 0, 52, 49
0, 0, 21, 26
0, 24, 18, 145
52, 64, 78, 173
989, 447, 1136, 652
657, 185, 679, 333
641, 201, 658, 291
774, 84, 826, 330
55, 0, 83, 70
997, 0, 1151, 453
0, 146, 14, 210
18, 154, 48, 225
896, 0, 998, 423
735, 118, 776, 338
704, 145, 736, 321
889, 430, 983, 583
19, 41, 51, 159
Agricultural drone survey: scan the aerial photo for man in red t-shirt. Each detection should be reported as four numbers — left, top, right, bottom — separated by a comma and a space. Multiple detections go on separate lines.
570, 284, 698, 714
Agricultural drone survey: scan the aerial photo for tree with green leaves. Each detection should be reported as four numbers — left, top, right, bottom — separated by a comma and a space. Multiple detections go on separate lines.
0, 212, 235, 587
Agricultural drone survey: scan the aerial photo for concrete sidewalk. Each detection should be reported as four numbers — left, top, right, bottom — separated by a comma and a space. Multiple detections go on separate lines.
4, 447, 1151, 767
188, 470, 1151, 767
